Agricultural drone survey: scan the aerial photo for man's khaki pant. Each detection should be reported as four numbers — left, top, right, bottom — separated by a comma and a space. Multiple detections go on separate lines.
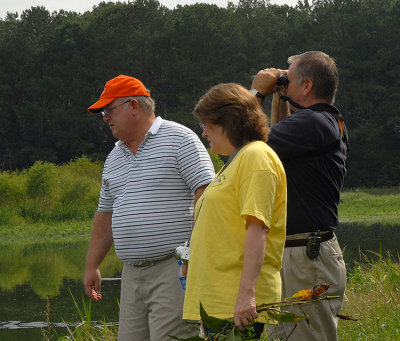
118, 256, 199, 341
268, 235, 346, 341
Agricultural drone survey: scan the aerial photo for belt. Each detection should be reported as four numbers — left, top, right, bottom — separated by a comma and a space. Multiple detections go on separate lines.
285, 231, 334, 248
129, 254, 174, 268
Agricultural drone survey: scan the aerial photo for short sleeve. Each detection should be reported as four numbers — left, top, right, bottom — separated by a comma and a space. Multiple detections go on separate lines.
176, 132, 215, 192
239, 169, 277, 229
97, 167, 114, 212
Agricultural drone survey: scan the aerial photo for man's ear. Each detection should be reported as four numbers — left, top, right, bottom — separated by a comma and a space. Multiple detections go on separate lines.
303, 78, 313, 96
129, 99, 140, 114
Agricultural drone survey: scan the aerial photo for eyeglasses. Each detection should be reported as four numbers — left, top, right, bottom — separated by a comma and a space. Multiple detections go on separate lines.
101, 100, 131, 118
199, 122, 205, 131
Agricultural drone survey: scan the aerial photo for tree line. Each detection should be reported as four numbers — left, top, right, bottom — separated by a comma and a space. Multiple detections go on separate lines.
1, 0, 399, 188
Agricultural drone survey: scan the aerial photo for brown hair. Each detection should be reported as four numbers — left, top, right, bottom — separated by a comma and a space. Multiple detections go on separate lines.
193, 83, 269, 147
288, 51, 339, 103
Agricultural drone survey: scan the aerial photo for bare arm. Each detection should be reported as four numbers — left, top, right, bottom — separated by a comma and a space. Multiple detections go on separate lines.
251, 68, 289, 126
194, 184, 208, 206
84, 211, 113, 300
182, 184, 209, 277
271, 92, 290, 126
234, 216, 269, 329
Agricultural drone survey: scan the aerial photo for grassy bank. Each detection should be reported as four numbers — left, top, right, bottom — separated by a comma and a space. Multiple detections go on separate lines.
338, 254, 400, 340
0, 220, 93, 238
0, 154, 224, 238
339, 187, 400, 225
0, 158, 399, 239
0, 157, 102, 237
50, 255, 399, 340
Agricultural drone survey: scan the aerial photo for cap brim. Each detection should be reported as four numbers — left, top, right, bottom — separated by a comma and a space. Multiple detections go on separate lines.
88, 97, 116, 114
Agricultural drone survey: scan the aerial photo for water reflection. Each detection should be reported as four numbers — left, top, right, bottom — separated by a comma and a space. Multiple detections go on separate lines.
0, 237, 121, 299
0, 237, 122, 340
0, 224, 399, 340
336, 223, 400, 265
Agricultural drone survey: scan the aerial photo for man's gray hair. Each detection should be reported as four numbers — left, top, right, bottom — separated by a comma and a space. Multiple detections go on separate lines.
121, 96, 155, 114
287, 51, 339, 103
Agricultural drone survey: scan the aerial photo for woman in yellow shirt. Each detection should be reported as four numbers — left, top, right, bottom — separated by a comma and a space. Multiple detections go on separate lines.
183, 83, 287, 337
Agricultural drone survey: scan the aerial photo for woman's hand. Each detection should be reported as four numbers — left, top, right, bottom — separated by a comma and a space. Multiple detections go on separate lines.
234, 289, 258, 328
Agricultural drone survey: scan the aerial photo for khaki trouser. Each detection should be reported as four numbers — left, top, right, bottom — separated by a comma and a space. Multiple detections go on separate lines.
268, 235, 346, 341
118, 256, 199, 341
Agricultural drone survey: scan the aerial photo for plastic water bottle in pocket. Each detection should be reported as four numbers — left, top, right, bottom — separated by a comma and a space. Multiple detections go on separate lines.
177, 260, 186, 290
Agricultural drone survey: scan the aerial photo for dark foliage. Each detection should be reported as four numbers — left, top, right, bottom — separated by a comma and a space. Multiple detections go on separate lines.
1, 0, 399, 187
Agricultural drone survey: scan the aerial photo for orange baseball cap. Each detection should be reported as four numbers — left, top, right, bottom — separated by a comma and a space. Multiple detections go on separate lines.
88, 75, 151, 113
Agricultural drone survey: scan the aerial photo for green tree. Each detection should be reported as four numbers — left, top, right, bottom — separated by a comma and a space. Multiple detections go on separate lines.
0, 0, 399, 187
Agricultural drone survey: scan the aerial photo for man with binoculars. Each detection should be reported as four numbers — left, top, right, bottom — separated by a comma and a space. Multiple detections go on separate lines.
251, 51, 349, 341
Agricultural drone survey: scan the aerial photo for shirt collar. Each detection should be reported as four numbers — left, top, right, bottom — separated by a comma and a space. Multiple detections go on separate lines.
148, 116, 164, 135
115, 116, 164, 147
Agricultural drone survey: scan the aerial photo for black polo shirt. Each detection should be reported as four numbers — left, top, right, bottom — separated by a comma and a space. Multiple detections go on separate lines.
267, 105, 348, 236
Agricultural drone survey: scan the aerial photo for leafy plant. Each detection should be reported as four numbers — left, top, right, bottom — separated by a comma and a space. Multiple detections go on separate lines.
170, 284, 356, 340
208, 149, 224, 173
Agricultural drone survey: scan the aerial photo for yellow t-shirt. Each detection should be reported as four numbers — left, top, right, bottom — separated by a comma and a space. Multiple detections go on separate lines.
183, 141, 287, 320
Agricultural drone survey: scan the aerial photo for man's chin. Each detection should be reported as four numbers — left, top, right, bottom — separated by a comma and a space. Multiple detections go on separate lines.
110, 128, 118, 138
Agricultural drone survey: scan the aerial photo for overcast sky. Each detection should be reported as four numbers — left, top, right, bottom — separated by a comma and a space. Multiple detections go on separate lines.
1, 0, 299, 19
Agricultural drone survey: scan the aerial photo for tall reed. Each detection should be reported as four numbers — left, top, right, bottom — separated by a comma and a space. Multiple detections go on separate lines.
55, 290, 118, 341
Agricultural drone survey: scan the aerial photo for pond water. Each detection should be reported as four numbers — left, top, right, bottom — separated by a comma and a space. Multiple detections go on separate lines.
0, 223, 399, 340
0, 237, 122, 341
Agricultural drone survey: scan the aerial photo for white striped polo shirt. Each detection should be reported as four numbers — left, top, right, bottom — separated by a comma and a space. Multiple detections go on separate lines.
98, 116, 215, 262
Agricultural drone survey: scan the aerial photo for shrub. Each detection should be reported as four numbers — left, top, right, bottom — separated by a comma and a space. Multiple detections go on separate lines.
0, 171, 25, 205
26, 161, 57, 200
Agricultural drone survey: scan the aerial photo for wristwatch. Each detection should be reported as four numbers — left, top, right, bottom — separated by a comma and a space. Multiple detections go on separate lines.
249, 88, 266, 101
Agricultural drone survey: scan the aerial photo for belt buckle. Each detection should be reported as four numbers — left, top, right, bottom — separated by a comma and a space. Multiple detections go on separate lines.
132, 260, 154, 267
131, 254, 173, 268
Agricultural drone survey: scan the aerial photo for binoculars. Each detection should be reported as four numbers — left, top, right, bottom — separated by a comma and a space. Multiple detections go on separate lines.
276, 74, 289, 87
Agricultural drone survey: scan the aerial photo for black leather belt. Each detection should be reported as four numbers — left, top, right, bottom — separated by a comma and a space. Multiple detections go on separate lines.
130, 254, 174, 267
285, 231, 334, 248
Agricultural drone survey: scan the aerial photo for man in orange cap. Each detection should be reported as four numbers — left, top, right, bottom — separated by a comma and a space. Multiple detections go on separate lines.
84, 75, 215, 340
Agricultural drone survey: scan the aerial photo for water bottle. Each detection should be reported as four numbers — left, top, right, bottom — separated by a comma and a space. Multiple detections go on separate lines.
178, 260, 186, 290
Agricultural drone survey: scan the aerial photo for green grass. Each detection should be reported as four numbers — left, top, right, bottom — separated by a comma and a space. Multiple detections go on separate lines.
0, 219, 92, 239
338, 253, 400, 340
50, 255, 399, 340
339, 187, 400, 225
0, 220, 93, 238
